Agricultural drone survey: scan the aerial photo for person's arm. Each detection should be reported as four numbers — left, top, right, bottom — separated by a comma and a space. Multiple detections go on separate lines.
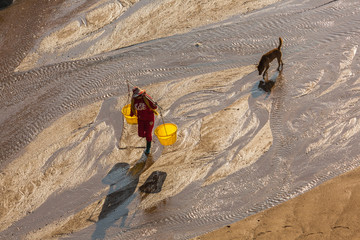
144, 94, 157, 109
143, 95, 159, 115
130, 98, 136, 116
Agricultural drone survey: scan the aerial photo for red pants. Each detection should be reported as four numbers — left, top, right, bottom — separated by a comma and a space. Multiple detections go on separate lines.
138, 119, 154, 142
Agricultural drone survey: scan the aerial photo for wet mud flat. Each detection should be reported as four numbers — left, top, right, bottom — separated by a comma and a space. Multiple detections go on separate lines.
1, 0, 360, 239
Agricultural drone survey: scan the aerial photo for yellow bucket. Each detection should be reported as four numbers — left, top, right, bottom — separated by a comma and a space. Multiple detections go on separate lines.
155, 123, 177, 146
121, 104, 138, 125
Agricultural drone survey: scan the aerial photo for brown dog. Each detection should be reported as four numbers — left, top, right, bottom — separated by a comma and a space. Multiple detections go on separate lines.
257, 37, 283, 82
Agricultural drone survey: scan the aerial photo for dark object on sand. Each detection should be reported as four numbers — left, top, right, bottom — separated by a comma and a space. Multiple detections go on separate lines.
258, 80, 275, 92
0, 0, 13, 9
139, 171, 167, 193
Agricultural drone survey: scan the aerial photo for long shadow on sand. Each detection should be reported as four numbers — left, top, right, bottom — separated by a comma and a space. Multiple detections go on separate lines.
0, 0, 12, 9
91, 154, 166, 240
91, 156, 147, 240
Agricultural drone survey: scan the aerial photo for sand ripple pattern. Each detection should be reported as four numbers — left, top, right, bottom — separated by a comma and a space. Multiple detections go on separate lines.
1, 0, 360, 239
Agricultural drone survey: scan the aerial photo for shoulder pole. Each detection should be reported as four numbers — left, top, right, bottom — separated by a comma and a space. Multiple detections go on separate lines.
155, 103, 168, 136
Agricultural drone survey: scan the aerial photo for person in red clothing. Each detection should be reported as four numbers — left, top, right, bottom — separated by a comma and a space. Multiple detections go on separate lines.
130, 86, 158, 155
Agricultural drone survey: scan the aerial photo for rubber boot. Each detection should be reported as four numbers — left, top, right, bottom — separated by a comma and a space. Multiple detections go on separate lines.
145, 141, 151, 156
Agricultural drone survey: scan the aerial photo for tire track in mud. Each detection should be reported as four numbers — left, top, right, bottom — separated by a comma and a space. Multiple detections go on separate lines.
268, 73, 291, 179
260, 72, 300, 208
226, 0, 360, 56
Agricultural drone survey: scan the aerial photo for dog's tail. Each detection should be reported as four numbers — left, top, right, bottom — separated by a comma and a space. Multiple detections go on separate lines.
277, 37, 283, 50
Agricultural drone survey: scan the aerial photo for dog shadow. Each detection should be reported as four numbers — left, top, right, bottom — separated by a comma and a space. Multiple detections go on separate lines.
258, 79, 276, 93
251, 70, 282, 98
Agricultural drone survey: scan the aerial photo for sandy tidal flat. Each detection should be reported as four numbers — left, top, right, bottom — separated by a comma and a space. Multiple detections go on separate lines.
1, 0, 360, 239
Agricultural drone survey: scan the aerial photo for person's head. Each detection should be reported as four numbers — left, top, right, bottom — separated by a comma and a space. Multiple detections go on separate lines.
132, 86, 145, 98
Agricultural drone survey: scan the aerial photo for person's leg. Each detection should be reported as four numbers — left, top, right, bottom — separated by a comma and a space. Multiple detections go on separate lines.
145, 141, 151, 155
138, 120, 146, 138
145, 121, 154, 142
144, 121, 154, 155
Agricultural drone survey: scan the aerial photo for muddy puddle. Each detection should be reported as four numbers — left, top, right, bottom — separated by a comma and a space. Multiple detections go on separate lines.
1, 0, 360, 239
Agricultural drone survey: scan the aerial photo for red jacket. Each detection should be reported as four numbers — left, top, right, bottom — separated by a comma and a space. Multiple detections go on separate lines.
130, 94, 157, 121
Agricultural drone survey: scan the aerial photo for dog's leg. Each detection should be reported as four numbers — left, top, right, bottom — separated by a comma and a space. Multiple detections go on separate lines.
263, 65, 270, 82
277, 56, 282, 71
265, 71, 269, 82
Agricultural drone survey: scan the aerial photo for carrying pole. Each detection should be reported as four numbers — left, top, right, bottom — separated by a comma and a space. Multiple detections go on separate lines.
156, 103, 168, 136
126, 79, 131, 103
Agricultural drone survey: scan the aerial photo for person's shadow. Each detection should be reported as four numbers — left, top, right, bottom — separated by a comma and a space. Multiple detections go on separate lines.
91, 154, 167, 240
0, 0, 13, 9
91, 155, 148, 240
